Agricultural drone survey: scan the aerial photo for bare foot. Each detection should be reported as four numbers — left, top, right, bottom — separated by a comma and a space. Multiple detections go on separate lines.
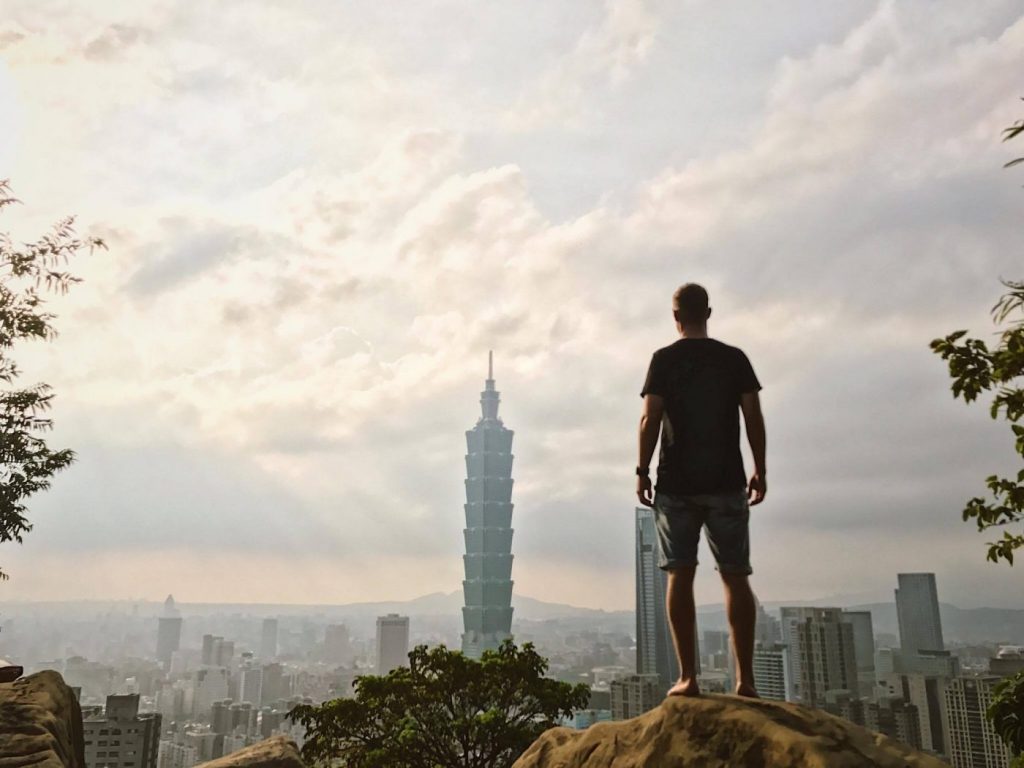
735, 684, 759, 698
667, 678, 701, 697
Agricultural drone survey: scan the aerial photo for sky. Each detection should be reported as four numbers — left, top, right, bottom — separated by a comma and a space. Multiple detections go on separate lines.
0, 0, 1022, 610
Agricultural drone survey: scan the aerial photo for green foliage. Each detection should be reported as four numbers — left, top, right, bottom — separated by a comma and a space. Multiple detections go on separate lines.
930, 279, 1024, 565
988, 670, 1024, 764
289, 640, 591, 768
0, 180, 102, 580
1005, 103, 1024, 169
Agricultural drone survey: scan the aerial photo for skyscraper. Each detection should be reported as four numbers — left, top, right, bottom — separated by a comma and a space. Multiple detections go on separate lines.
156, 594, 182, 670
260, 618, 278, 660
376, 614, 410, 674
83, 694, 161, 768
610, 674, 662, 720
635, 507, 679, 692
753, 644, 793, 701
461, 352, 515, 658
239, 653, 263, 706
793, 607, 859, 708
944, 676, 1014, 768
324, 624, 352, 664
895, 573, 944, 656
841, 610, 876, 692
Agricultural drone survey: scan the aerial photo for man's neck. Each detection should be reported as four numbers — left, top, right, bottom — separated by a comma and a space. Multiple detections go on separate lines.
679, 325, 709, 339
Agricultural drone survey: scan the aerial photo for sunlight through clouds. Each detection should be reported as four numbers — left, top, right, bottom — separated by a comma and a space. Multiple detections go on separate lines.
1, 0, 1022, 608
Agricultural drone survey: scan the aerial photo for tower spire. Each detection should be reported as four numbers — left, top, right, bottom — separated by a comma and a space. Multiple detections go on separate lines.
480, 350, 499, 419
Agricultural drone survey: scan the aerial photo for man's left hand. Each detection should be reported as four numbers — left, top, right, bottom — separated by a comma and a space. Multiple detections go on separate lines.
636, 474, 654, 508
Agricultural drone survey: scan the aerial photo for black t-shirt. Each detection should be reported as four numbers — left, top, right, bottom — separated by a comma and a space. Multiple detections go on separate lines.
640, 338, 761, 495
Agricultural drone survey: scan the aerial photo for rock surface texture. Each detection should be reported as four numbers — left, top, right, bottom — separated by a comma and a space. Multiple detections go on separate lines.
513, 694, 950, 768
0, 671, 85, 768
199, 736, 305, 768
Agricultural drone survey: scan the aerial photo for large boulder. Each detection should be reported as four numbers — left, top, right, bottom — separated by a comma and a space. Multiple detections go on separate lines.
0, 670, 85, 768
200, 736, 305, 768
513, 695, 949, 768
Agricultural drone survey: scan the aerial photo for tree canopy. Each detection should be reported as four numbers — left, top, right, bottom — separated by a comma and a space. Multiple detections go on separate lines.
0, 180, 101, 579
289, 640, 591, 768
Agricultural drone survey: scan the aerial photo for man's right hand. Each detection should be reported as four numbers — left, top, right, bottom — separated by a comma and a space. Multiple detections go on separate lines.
747, 472, 766, 505
637, 474, 654, 508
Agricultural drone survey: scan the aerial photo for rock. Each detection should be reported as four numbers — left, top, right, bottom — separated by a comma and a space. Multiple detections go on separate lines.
0, 670, 85, 768
199, 736, 305, 768
0, 659, 23, 684
513, 695, 949, 768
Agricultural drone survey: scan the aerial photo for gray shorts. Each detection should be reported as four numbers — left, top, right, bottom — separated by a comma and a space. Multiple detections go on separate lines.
652, 490, 752, 575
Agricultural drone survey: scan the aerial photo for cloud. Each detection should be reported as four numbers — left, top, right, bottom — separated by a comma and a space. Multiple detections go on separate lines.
1, 0, 1022, 608
503, 0, 657, 130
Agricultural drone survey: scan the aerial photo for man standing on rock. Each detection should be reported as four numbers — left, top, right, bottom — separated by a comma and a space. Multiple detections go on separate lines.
636, 283, 766, 698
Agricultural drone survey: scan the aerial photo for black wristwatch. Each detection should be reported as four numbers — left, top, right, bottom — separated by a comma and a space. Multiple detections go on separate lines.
636, 466, 649, 477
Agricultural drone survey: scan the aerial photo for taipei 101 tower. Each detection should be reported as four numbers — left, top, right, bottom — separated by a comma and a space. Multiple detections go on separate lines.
461, 351, 515, 658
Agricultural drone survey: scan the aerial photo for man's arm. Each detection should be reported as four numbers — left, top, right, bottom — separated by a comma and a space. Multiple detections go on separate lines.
740, 391, 766, 505
636, 394, 664, 507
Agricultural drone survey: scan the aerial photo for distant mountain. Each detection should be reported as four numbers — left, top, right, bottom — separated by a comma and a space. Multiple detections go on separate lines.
846, 603, 1024, 644
4, 593, 1019, 644
0, 592, 630, 621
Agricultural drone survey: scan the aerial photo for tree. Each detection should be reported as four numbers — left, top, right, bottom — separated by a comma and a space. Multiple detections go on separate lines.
0, 180, 101, 580
932, 111, 1024, 763
288, 640, 591, 768
1005, 107, 1023, 170
930, 279, 1024, 565
929, 113, 1024, 566
988, 670, 1024, 767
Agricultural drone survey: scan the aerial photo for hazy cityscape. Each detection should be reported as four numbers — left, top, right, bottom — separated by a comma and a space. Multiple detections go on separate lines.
2, 2, 1024, 768
2, 363, 1022, 767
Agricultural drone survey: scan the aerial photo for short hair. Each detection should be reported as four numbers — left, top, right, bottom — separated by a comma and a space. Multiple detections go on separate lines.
672, 283, 709, 324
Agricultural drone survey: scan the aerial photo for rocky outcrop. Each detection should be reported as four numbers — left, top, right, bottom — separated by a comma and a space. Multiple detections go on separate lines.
200, 736, 305, 768
513, 694, 949, 768
0, 670, 85, 768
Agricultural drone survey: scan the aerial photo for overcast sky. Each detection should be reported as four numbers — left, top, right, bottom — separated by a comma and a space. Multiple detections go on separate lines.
1, 0, 1022, 610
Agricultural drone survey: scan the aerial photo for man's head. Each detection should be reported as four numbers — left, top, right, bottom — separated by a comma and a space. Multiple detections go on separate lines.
672, 283, 711, 329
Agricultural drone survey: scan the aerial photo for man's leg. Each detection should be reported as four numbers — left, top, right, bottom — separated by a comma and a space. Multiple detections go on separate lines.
721, 571, 758, 697
666, 565, 700, 696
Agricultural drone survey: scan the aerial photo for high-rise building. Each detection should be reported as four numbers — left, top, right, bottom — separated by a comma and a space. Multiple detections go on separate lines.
865, 697, 922, 751
841, 610, 876, 691
755, 601, 781, 647
635, 507, 679, 693
239, 654, 263, 706
375, 614, 410, 674
898, 671, 954, 757
192, 667, 229, 718
610, 674, 662, 720
989, 646, 1024, 677
201, 634, 217, 666
156, 595, 183, 670
793, 607, 859, 708
779, 606, 823, 702
260, 618, 278, 660
461, 352, 516, 659
83, 694, 162, 768
753, 644, 793, 701
211, 699, 233, 735
324, 624, 351, 665
260, 663, 286, 706
229, 701, 255, 735
157, 739, 198, 768
944, 676, 1013, 768
200, 635, 234, 669
895, 573, 944, 657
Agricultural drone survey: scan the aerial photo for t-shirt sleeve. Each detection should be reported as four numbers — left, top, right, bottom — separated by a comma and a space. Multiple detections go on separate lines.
640, 351, 669, 398
736, 349, 762, 394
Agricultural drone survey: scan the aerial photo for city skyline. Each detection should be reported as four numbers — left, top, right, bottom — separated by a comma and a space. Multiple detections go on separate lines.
1, 1, 1024, 610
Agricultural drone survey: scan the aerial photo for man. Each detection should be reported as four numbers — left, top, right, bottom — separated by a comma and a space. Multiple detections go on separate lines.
636, 283, 766, 698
